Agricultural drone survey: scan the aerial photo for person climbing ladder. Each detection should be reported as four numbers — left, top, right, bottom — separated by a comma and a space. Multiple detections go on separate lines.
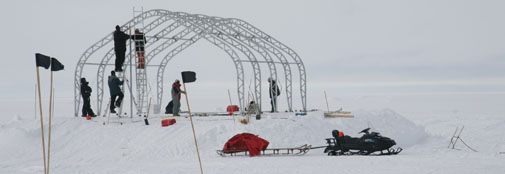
131, 29, 147, 69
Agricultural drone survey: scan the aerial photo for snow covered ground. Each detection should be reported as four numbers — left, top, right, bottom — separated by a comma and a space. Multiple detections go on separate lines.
1, 93, 504, 174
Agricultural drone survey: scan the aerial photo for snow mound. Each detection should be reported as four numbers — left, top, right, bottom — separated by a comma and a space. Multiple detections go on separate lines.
0, 109, 429, 173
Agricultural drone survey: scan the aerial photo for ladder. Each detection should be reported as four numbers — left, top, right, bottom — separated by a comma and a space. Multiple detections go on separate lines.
132, 7, 149, 117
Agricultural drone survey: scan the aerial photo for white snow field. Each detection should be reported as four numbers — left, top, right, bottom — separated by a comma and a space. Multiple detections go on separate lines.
1, 93, 504, 174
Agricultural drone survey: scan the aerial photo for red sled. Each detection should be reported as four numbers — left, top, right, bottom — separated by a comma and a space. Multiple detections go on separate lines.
222, 133, 269, 157
226, 105, 239, 113
162, 119, 176, 127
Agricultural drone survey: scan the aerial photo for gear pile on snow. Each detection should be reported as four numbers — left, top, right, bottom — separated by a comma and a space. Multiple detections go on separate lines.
221, 133, 270, 156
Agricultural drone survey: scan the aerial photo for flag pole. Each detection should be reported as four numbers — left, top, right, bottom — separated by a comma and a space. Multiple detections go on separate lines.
129, 25, 133, 119
36, 66, 47, 174
246, 92, 251, 122
47, 71, 53, 174
182, 82, 204, 174
324, 91, 330, 113
35, 84, 37, 120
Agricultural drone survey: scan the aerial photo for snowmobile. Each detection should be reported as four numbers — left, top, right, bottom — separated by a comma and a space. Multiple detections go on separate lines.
323, 128, 402, 156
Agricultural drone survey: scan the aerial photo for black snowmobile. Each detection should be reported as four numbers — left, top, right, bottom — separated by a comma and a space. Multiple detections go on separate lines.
323, 128, 402, 156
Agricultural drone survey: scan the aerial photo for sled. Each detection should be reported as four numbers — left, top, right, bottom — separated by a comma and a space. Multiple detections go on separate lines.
324, 112, 354, 118
216, 144, 311, 157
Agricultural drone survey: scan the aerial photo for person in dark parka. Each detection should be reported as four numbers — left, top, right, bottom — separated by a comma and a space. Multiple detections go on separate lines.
131, 29, 147, 69
80, 78, 96, 117
108, 71, 124, 113
268, 77, 280, 113
171, 79, 186, 116
113, 25, 131, 72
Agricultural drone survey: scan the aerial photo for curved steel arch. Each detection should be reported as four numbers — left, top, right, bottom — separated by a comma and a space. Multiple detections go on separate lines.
145, 21, 248, 113
95, 16, 177, 115
74, 9, 307, 116
181, 13, 270, 111
155, 12, 263, 113
74, 10, 173, 116
205, 17, 293, 112
126, 11, 251, 113
228, 18, 307, 111
191, 16, 281, 112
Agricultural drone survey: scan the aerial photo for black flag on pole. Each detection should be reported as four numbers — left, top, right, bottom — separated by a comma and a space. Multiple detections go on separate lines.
51, 58, 64, 71
35, 53, 51, 69
181, 71, 196, 83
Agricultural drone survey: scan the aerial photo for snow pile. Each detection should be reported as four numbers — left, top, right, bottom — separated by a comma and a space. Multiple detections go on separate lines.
2, 108, 504, 174
0, 109, 425, 161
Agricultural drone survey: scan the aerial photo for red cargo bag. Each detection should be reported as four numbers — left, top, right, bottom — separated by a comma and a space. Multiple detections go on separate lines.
222, 133, 269, 156
226, 105, 239, 112
161, 119, 176, 127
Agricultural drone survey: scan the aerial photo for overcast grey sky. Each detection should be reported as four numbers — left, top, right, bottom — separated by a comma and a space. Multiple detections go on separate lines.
1, 0, 504, 111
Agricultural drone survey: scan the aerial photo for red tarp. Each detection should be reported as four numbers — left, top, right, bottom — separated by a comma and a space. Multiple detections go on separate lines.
222, 133, 269, 156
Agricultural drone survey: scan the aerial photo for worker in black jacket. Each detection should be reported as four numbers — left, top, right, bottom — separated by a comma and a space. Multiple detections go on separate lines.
113, 25, 130, 72
268, 77, 280, 113
80, 78, 96, 117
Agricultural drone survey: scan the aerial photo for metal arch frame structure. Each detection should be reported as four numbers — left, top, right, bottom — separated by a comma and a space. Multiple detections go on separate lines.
74, 9, 306, 117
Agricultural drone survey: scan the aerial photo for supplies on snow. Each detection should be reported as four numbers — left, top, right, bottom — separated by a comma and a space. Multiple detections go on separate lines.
226, 105, 239, 113
323, 91, 354, 118
161, 119, 176, 127
324, 110, 354, 118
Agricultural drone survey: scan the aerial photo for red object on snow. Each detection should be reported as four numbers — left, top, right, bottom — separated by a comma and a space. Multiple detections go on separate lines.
222, 133, 269, 157
226, 105, 239, 113
162, 119, 176, 127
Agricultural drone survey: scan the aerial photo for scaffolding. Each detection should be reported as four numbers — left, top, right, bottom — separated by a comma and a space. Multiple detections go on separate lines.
74, 9, 307, 116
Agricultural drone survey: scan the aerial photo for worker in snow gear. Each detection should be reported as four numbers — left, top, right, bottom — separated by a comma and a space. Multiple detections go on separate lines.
332, 130, 345, 146
108, 71, 124, 113
268, 77, 280, 112
80, 78, 96, 117
131, 29, 147, 69
165, 100, 174, 114
113, 25, 131, 72
171, 79, 186, 116
247, 101, 259, 115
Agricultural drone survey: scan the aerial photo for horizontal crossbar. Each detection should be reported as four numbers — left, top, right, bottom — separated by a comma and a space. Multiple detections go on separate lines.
82, 63, 160, 67
239, 60, 299, 64
146, 36, 193, 41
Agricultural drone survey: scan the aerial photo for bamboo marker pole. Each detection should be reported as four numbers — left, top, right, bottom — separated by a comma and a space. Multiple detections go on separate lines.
246, 92, 251, 122
46, 72, 54, 174
324, 91, 330, 113
182, 83, 204, 174
250, 91, 260, 119
147, 98, 152, 117
144, 98, 151, 125
227, 89, 235, 121
129, 26, 133, 119
35, 84, 37, 120
36, 67, 47, 174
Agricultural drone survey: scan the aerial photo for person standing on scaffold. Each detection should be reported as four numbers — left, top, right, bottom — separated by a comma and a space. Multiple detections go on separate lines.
131, 29, 147, 69
113, 25, 130, 72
